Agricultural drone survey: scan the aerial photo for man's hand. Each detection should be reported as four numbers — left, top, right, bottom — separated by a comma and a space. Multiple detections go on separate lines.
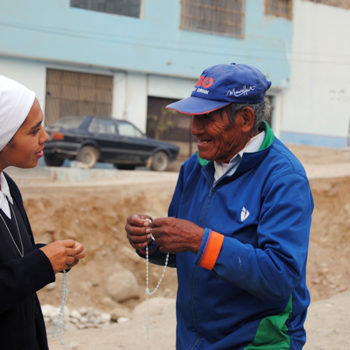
125, 214, 154, 251
151, 217, 204, 254
40, 240, 85, 273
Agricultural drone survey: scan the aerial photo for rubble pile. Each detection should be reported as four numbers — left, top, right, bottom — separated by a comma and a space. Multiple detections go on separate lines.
42, 305, 125, 330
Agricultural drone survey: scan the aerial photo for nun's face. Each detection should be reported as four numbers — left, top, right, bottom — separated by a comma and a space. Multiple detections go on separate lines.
0, 99, 48, 170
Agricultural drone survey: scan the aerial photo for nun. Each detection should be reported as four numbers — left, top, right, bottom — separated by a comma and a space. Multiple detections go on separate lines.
0, 75, 85, 349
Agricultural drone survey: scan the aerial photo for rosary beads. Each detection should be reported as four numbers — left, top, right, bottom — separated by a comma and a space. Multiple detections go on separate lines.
145, 246, 169, 296
144, 218, 170, 339
52, 270, 70, 350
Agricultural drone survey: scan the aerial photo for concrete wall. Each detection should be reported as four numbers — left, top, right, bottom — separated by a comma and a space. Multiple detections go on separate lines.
0, 0, 294, 133
0, 57, 47, 109
0, 0, 292, 85
280, 0, 350, 147
0, 55, 197, 132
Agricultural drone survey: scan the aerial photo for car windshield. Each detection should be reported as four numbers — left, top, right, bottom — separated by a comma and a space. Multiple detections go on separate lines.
89, 118, 116, 134
118, 120, 143, 137
52, 116, 84, 129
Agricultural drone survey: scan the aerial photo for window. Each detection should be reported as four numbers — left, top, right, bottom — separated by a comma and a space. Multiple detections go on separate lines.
89, 118, 116, 134
70, 0, 141, 18
118, 121, 143, 137
180, 0, 245, 38
265, 0, 293, 19
52, 116, 85, 129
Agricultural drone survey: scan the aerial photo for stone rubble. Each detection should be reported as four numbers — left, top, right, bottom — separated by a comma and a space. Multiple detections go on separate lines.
42, 304, 127, 330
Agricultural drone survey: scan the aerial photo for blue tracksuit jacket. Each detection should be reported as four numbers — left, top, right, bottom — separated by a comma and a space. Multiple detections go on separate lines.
145, 127, 313, 349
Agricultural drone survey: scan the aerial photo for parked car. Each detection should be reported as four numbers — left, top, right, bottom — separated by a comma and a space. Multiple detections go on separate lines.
43, 116, 179, 171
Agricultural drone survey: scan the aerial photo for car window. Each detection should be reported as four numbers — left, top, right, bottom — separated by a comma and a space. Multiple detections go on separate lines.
89, 118, 117, 134
53, 116, 84, 129
118, 121, 143, 137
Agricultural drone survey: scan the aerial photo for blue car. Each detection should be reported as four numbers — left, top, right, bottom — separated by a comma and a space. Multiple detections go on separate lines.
44, 116, 179, 171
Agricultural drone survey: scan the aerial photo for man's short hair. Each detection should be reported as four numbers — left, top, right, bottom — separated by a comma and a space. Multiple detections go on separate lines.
225, 98, 272, 132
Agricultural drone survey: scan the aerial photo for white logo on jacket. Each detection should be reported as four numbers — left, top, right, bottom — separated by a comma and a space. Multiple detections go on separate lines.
240, 206, 250, 222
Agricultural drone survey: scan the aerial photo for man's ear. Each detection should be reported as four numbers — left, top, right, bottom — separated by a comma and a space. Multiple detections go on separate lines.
237, 106, 255, 132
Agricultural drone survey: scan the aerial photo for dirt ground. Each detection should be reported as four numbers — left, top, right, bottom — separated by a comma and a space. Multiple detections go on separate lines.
9, 144, 350, 349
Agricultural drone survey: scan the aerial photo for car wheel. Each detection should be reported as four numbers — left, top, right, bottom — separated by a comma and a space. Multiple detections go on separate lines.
151, 151, 169, 171
77, 146, 99, 168
114, 164, 136, 170
44, 154, 64, 167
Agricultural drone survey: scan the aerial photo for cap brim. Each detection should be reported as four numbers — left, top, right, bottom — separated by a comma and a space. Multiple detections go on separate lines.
166, 96, 230, 115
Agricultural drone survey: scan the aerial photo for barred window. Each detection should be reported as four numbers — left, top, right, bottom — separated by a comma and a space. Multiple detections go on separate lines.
180, 0, 245, 38
265, 0, 293, 19
70, 0, 141, 18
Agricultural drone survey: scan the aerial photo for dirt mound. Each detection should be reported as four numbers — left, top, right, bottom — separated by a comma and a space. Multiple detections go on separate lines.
308, 176, 350, 300
26, 181, 179, 311
19, 170, 350, 311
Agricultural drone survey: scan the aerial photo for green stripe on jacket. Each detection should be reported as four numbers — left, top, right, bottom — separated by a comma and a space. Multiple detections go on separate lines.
244, 294, 293, 350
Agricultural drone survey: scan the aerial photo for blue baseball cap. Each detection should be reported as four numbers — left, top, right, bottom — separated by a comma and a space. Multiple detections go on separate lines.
166, 63, 271, 115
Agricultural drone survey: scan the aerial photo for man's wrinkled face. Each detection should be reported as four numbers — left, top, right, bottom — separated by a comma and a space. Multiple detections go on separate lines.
191, 107, 248, 163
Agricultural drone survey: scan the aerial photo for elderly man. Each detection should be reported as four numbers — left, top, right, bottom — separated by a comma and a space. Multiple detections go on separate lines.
126, 63, 313, 349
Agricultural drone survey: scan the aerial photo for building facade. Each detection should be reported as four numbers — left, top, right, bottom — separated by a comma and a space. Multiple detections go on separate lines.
0, 0, 348, 157
282, 0, 350, 147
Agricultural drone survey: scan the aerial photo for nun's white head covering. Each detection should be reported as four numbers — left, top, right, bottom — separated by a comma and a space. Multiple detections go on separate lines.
0, 75, 36, 151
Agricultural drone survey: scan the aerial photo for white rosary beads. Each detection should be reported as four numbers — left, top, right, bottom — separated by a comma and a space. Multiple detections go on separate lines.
145, 247, 169, 297
52, 270, 70, 350
145, 218, 170, 339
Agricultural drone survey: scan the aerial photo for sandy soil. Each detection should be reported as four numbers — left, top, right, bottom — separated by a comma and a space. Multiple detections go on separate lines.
8, 144, 350, 349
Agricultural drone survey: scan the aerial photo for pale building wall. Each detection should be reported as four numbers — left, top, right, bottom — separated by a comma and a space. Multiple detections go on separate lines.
281, 0, 350, 147
0, 0, 294, 136
0, 57, 46, 115
124, 72, 148, 132
148, 75, 195, 101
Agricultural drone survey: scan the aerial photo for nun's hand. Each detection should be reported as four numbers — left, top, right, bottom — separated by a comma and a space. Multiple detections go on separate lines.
40, 240, 85, 273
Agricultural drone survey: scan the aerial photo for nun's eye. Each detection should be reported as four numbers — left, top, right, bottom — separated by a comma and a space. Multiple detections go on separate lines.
30, 128, 40, 135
